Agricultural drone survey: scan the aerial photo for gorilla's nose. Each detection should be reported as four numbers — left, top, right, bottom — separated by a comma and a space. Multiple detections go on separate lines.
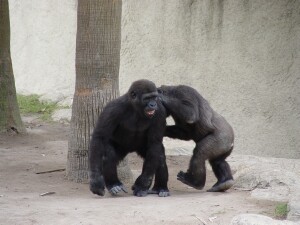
149, 100, 157, 108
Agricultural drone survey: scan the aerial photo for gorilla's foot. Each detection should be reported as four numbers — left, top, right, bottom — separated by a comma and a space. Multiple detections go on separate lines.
148, 187, 170, 197
177, 171, 204, 190
207, 179, 234, 192
132, 184, 148, 197
108, 183, 128, 196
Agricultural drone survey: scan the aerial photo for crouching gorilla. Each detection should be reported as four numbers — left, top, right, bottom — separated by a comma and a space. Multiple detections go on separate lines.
89, 79, 170, 197
158, 85, 234, 192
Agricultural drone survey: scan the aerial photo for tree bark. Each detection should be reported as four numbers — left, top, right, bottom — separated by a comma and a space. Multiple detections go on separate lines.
0, 0, 25, 134
67, 0, 132, 183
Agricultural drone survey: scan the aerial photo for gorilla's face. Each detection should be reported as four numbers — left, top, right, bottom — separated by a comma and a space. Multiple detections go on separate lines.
157, 85, 174, 104
128, 80, 159, 118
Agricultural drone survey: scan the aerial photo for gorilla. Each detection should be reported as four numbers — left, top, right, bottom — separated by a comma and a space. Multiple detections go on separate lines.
89, 79, 170, 197
158, 85, 234, 192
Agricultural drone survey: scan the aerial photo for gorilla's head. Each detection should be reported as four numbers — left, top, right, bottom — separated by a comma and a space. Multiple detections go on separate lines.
158, 85, 197, 103
158, 85, 200, 123
128, 79, 159, 118
157, 85, 177, 104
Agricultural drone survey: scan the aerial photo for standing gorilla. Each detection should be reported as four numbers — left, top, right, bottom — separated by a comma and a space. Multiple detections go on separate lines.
158, 85, 234, 192
89, 79, 170, 197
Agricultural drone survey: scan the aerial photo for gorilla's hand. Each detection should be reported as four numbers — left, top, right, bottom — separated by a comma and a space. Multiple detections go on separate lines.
90, 175, 105, 196
107, 183, 128, 195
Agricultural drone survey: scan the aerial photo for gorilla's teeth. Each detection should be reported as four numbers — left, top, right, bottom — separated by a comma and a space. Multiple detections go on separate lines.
147, 110, 155, 115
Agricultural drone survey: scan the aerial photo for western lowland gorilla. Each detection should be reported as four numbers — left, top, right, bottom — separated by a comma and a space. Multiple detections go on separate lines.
158, 85, 234, 192
89, 79, 170, 197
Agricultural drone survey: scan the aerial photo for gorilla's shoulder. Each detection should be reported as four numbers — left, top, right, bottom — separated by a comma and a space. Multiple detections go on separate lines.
105, 95, 128, 107
100, 95, 130, 117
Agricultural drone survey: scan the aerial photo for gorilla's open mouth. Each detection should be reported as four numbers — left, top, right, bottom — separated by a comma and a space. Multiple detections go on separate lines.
145, 110, 156, 118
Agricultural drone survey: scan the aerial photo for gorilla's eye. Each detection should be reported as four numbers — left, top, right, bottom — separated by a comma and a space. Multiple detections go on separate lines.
158, 89, 164, 94
130, 91, 137, 99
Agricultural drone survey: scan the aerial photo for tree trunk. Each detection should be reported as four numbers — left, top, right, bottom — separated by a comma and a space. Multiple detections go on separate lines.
0, 0, 25, 134
67, 0, 132, 184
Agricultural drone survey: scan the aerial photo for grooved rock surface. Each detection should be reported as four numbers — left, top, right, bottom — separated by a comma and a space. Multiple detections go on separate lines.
230, 214, 300, 225
230, 154, 300, 222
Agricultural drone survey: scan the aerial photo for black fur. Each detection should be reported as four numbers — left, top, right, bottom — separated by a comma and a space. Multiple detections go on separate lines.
89, 80, 169, 197
158, 85, 234, 192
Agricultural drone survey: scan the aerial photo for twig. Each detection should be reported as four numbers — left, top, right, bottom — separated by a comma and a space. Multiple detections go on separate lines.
193, 215, 207, 225
209, 216, 217, 222
36, 168, 65, 174
40, 192, 56, 196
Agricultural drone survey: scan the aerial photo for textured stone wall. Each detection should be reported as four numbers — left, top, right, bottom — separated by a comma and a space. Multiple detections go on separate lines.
120, 0, 300, 158
10, 0, 300, 158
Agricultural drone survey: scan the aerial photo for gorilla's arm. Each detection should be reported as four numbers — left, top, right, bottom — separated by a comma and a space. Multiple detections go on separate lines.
89, 134, 106, 196
160, 85, 214, 129
163, 97, 199, 124
165, 97, 215, 133
165, 125, 191, 140
89, 101, 125, 196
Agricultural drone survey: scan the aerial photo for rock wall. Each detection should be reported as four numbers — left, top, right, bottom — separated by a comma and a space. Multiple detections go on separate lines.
9, 0, 300, 158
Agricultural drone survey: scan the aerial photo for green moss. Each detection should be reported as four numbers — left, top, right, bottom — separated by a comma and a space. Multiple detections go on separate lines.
274, 203, 288, 219
17, 94, 68, 121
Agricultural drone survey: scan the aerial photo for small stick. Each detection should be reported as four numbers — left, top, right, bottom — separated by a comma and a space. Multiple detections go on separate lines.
209, 216, 217, 222
40, 192, 56, 196
36, 169, 65, 174
193, 215, 207, 225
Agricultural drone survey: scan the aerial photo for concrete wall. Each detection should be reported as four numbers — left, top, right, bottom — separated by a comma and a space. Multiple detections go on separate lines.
9, 0, 300, 158
9, 0, 77, 105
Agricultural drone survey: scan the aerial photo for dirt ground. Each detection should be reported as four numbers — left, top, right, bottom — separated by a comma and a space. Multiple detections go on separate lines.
0, 117, 278, 225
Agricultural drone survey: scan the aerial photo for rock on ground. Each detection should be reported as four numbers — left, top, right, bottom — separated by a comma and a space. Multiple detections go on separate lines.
288, 197, 300, 222
230, 214, 300, 225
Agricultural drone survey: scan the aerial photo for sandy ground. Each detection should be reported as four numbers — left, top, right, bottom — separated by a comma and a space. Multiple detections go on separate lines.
0, 117, 278, 225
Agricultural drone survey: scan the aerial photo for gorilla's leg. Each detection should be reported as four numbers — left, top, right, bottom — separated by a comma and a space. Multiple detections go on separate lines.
148, 154, 170, 197
177, 137, 211, 189
207, 149, 234, 192
131, 166, 153, 197
132, 147, 164, 197
131, 150, 149, 197
177, 134, 219, 190
177, 151, 206, 190
103, 149, 128, 195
